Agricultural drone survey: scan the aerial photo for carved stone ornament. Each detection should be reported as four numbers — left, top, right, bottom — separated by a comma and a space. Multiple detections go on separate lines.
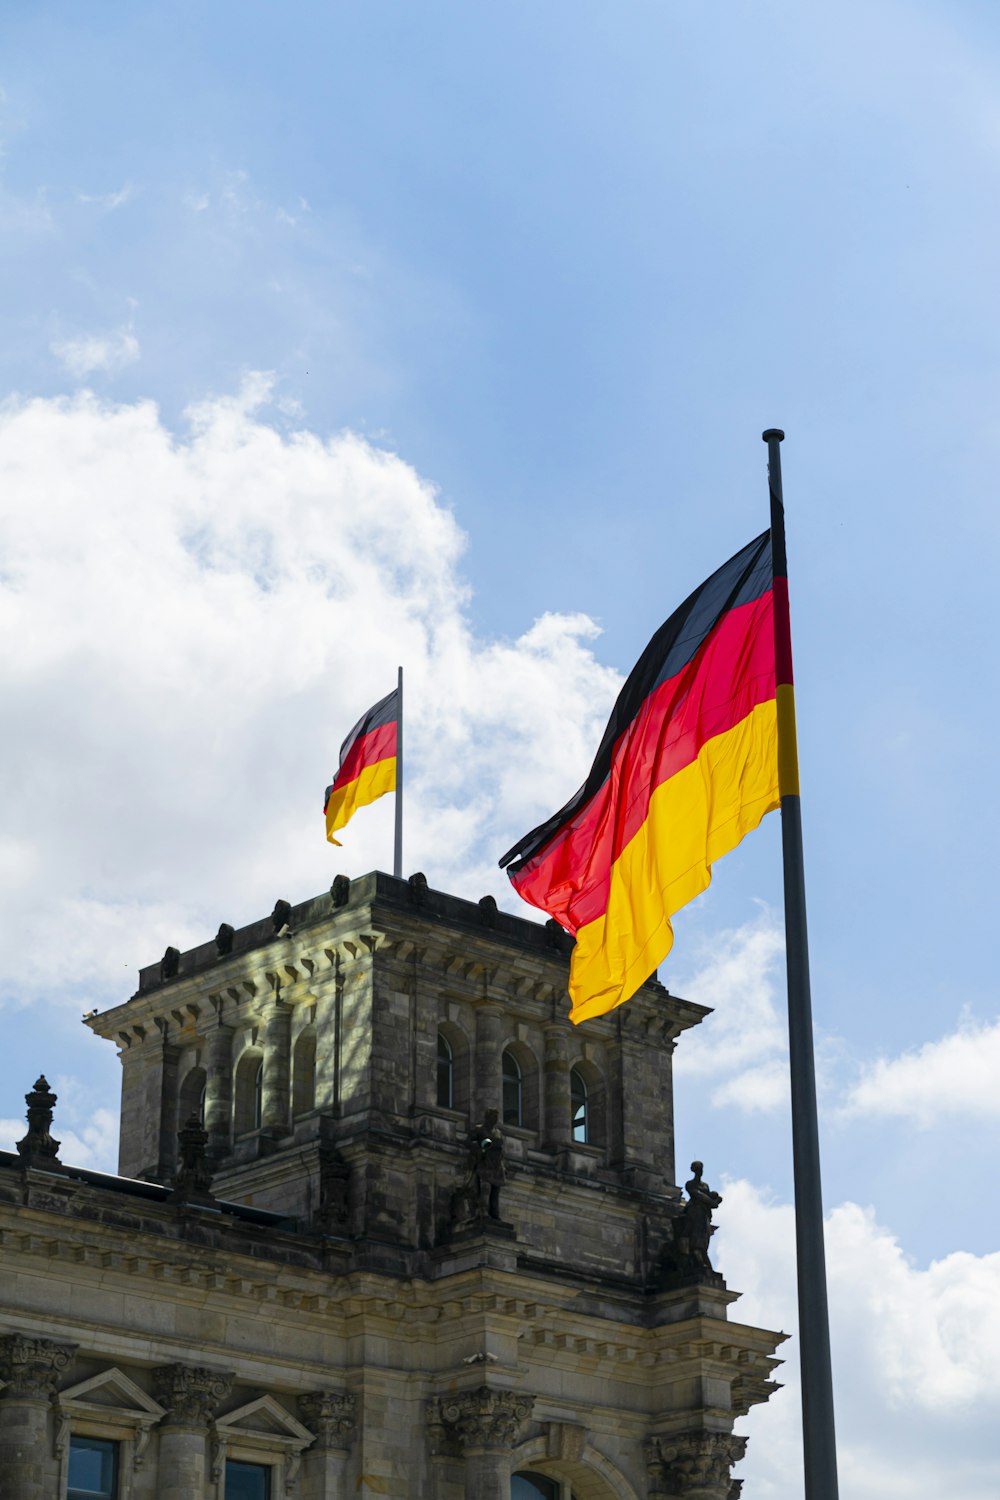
152, 1363, 234, 1427
0, 1333, 76, 1399
169, 1113, 216, 1204
646, 1431, 748, 1498
15, 1075, 61, 1164
330, 873, 351, 908
298, 1391, 358, 1450
434, 1386, 534, 1454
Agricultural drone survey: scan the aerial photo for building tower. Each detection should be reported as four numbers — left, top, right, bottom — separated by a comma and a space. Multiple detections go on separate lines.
0, 871, 784, 1500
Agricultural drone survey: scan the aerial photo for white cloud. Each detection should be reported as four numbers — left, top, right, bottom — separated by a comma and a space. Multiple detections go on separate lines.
78, 183, 133, 211
716, 1180, 1000, 1499
843, 1014, 1000, 1125
673, 909, 789, 1111
51, 325, 140, 378
0, 379, 618, 1008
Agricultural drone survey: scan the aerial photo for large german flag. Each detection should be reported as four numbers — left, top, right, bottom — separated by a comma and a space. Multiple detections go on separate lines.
500, 532, 791, 1023
324, 688, 399, 845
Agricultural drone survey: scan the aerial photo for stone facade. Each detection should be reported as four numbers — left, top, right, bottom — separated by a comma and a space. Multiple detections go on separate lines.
0, 871, 785, 1498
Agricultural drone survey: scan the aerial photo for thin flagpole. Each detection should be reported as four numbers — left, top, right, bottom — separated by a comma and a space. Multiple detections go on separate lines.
763, 428, 840, 1500
393, 665, 403, 879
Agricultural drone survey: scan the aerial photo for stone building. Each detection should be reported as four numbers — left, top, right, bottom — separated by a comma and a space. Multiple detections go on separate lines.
0, 870, 784, 1500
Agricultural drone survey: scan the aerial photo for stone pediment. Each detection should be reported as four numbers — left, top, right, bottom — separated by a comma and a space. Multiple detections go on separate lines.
58, 1366, 166, 1421
215, 1393, 313, 1447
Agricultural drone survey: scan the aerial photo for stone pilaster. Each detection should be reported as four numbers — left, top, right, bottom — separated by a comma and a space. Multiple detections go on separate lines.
0, 1333, 76, 1500
474, 1005, 503, 1122
154, 1032, 182, 1179
262, 999, 292, 1136
298, 1391, 357, 1499
152, 1363, 233, 1500
645, 1431, 747, 1500
433, 1386, 534, 1500
542, 1024, 571, 1151
204, 1025, 234, 1164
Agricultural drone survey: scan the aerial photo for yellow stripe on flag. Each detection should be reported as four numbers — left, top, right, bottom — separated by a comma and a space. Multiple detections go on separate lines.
325, 758, 396, 845
568, 698, 780, 1023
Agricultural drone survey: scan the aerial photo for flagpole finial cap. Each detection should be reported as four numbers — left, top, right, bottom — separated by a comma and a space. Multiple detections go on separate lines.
761, 428, 785, 443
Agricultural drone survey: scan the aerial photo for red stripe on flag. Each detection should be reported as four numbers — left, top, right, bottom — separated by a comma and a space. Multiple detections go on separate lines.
511, 590, 776, 932
331, 721, 397, 792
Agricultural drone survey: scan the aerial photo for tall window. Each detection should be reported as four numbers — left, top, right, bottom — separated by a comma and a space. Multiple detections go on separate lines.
234, 1050, 265, 1136
253, 1059, 263, 1129
68, 1436, 119, 1500
437, 1032, 454, 1108
570, 1066, 588, 1143
225, 1460, 271, 1500
292, 1028, 317, 1117
502, 1049, 523, 1127
178, 1065, 207, 1131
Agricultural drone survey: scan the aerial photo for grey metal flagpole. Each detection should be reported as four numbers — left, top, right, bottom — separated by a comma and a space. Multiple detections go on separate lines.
393, 664, 403, 879
763, 429, 840, 1500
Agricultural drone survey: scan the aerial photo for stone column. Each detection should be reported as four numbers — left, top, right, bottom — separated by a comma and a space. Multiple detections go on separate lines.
542, 1024, 571, 1151
262, 999, 292, 1137
473, 1005, 503, 1123
204, 1025, 234, 1164
314, 974, 341, 1114
155, 1037, 182, 1179
435, 1387, 534, 1500
0, 1333, 76, 1500
646, 1430, 747, 1500
298, 1391, 357, 1499
152, 1363, 233, 1500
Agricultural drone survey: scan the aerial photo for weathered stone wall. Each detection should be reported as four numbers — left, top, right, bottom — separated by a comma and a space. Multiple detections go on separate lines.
0, 871, 787, 1498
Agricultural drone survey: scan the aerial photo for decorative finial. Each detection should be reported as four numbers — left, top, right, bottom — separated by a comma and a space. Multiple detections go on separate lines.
16, 1075, 61, 1165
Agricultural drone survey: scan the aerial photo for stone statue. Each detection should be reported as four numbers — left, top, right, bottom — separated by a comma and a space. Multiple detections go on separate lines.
682, 1160, 722, 1268
169, 1113, 215, 1204
450, 1109, 507, 1231
470, 1108, 506, 1220
658, 1160, 724, 1283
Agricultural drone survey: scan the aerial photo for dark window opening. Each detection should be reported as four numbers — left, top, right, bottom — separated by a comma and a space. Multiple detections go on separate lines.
225, 1458, 272, 1500
511, 1473, 559, 1500
437, 1032, 454, 1108
68, 1436, 119, 1500
502, 1049, 523, 1127
570, 1066, 588, 1143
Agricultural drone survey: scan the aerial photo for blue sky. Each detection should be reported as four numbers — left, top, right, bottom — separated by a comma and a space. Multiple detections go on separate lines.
2, 4, 1000, 1496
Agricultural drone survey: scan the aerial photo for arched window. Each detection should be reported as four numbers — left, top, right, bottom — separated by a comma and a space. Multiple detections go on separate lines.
178, 1065, 207, 1131
570, 1066, 588, 1143
502, 1049, 523, 1128
511, 1474, 560, 1499
437, 1032, 454, 1108
567, 1059, 606, 1148
234, 1050, 264, 1136
292, 1027, 317, 1117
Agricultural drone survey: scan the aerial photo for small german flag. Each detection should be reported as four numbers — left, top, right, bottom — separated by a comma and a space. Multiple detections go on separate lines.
324, 688, 399, 845
500, 532, 786, 1023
